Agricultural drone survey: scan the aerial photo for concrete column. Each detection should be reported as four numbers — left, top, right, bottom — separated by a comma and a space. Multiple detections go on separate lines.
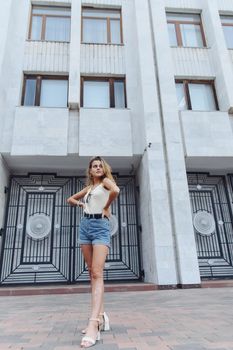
0, 0, 8, 146
123, 0, 146, 155
0, 155, 9, 256
0, 0, 30, 152
202, 0, 233, 113
0, 0, 11, 73
147, 0, 201, 285
68, 0, 81, 110
135, 0, 178, 286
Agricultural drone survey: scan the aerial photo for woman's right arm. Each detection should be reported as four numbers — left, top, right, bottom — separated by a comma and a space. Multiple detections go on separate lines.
67, 187, 89, 207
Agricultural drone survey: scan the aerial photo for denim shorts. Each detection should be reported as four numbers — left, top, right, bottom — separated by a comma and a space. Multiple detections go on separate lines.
78, 217, 111, 247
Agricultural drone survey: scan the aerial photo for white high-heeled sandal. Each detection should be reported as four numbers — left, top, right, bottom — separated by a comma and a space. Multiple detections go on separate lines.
80, 318, 100, 348
82, 312, 110, 334
99, 312, 110, 331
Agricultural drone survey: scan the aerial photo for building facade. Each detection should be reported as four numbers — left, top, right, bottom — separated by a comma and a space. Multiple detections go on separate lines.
0, 0, 233, 286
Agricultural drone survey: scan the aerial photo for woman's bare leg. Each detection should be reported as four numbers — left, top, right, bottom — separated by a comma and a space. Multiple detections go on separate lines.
80, 245, 104, 331
81, 245, 108, 346
81, 244, 93, 279
90, 245, 108, 318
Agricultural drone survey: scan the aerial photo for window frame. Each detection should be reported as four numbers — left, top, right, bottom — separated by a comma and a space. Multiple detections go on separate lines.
167, 13, 207, 48
22, 74, 69, 107
220, 15, 233, 49
80, 77, 127, 108
28, 5, 71, 42
81, 7, 123, 45
175, 79, 219, 111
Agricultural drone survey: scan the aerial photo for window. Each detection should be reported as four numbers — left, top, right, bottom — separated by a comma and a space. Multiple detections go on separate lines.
81, 77, 126, 108
22, 75, 68, 107
220, 15, 233, 49
82, 8, 122, 44
29, 6, 71, 42
175, 80, 218, 111
167, 13, 206, 48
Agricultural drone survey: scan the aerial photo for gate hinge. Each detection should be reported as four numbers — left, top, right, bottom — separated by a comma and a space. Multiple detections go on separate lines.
4, 186, 8, 194
0, 228, 4, 236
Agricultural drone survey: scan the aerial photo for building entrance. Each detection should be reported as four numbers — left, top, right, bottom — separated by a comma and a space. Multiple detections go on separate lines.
188, 173, 233, 279
0, 173, 142, 285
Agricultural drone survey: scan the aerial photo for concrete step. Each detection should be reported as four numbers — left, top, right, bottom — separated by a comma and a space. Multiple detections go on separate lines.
201, 279, 233, 289
0, 279, 232, 297
0, 282, 158, 297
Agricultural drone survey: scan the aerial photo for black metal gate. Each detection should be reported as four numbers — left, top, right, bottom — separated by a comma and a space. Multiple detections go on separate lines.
188, 173, 233, 279
0, 173, 142, 285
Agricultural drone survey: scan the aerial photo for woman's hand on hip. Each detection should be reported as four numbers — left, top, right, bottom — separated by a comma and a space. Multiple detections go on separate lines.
102, 207, 111, 218
76, 200, 85, 208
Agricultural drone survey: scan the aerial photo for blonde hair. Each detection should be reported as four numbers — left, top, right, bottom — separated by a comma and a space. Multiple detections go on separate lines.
86, 156, 116, 186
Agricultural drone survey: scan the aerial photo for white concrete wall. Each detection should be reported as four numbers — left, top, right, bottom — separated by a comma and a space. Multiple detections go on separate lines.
123, 0, 145, 155
80, 0, 145, 155
0, 1, 11, 73
0, 0, 31, 152
229, 51, 233, 65
11, 107, 69, 156
24, 41, 70, 72
69, 0, 81, 110
68, 111, 79, 154
164, 0, 233, 171
81, 44, 125, 74
165, 0, 233, 114
202, 0, 233, 113
171, 48, 215, 78
165, 0, 202, 7
0, 1, 11, 155
137, 153, 157, 284
180, 111, 233, 157
82, 0, 123, 5
0, 0, 144, 158
79, 109, 132, 156
217, 0, 233, 11
3, 0, 233, 163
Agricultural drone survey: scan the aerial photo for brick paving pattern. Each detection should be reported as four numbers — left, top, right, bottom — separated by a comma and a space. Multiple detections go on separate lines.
0, 288, 233, 350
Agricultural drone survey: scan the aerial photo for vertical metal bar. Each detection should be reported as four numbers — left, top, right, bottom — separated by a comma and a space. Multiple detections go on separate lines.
72, 178, 77, 283
50, 194, 56, 266
117, 184, 122, 263
221, 178, 233, 265
20, 193, 29, 265
0, 176, 13, 283
215, 185, 230, 261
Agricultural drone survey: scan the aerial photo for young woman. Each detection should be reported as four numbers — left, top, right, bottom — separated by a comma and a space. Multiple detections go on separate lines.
67, 156, 120, 348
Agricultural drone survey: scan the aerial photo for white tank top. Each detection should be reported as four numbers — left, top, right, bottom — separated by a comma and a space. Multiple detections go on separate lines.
84, 184, 110, 214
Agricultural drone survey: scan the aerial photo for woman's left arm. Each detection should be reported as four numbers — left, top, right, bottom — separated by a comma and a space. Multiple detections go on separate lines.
102, 178, 120, 217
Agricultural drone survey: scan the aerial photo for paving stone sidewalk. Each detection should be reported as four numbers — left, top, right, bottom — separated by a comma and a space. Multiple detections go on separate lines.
0, 287, 233, 350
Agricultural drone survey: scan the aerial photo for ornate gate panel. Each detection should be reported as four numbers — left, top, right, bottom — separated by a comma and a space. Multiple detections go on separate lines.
0, 174, 142, 285
188, 173, 233, 279
73, 176, 142, 282
0, 174, 74, 284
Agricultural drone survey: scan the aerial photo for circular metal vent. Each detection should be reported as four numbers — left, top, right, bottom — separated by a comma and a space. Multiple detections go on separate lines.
26, 213, 51, 240
193, 210, 216, 236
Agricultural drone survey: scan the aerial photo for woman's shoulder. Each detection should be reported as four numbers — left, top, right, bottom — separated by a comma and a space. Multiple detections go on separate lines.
102, 177, 116, 191
82, 185, 92, 194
